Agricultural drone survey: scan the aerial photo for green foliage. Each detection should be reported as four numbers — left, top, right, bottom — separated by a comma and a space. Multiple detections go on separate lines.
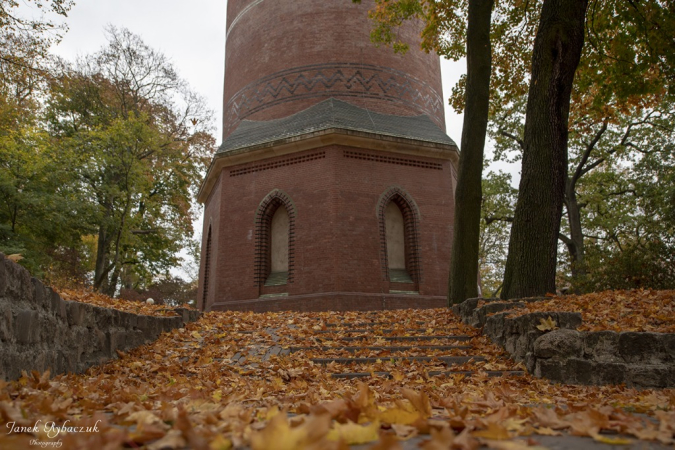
0, 23, 215, 296
360, 0, 675, 293
479, 171, 516, 297
44, 27, 215, 294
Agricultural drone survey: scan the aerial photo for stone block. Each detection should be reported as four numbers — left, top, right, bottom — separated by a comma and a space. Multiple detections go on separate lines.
557, 312, 582, 329
3, 258, 33, 303
119, 311, 137, 328
534, 359, 566, 383
583, 331, 620, 362
525, 352, 536, 374
66, 301, 85, 326
484, 312, 507, 344
15, 310, 39, 344
48, 289, 66, 320
662, 334, 675, 360
454, 298, 480, 323
566, 358, 594, 385
0, 253, 6, 297
593, 362, 626, 385
626, 364, 672, 388
31, 278, 50, 310
110, 330, 127, 351
618, 332, 663, 364
94, 306, 113, 329
0, 303, 12, 342
534, 329, 583, 359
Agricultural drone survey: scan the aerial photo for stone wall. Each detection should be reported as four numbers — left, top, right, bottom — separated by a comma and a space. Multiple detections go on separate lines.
453, 298, 675, 388
0, 254, 200, 381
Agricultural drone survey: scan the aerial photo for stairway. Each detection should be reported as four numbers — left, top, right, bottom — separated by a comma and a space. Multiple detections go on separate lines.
227, 311, 523, 381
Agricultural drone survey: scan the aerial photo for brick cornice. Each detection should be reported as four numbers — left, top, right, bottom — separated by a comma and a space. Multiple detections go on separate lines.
197, 128, 459, 204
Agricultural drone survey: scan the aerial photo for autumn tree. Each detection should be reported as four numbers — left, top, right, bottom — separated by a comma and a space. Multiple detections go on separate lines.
46, 27, 215, 295
500, 0, 589, 299
363, 0, 675, 296
0, 0, 73, 70
0, 2, 91, 277
492, 0, 675, 292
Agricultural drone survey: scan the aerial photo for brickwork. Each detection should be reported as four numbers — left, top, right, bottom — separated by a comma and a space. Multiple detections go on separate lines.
222, 0, 444, 139
198, 145, 454, 312
199, 0, 456, 312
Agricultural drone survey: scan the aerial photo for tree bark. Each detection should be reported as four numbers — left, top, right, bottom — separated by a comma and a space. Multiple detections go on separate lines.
448, 0, 494, 305
564, 178, 586, 283
501, 0, 589, 299
93, 224, 110, 291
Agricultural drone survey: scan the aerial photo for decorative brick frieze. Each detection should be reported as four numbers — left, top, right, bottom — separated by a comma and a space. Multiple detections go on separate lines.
344, 150, 443, 170
230, 151, 326, 177
224, 63, 444, 136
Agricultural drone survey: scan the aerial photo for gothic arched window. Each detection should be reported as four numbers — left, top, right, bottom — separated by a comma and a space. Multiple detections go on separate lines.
378, 187, 421, 285
254, 190, 296, 287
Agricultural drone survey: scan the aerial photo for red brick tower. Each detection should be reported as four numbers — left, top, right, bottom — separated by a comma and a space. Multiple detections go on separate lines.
197, 0, 459, 312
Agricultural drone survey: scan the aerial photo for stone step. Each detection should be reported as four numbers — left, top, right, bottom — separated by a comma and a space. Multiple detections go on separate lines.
314, 328, 446, 334
311, 355, 486, 365
331, 370, 524, 379
289, 345, 472, 353
337, 335, 473, 342
323, 321, 426, 327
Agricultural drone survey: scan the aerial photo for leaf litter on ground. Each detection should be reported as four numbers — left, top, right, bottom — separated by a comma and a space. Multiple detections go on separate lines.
0, 290, 673, 449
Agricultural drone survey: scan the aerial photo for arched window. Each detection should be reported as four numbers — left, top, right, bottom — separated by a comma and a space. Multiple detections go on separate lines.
385, 202, 411, 282
201, 226, 212, 311
267, 206, 289, 285
254, 189, 296, 287
377, 187, 421, 285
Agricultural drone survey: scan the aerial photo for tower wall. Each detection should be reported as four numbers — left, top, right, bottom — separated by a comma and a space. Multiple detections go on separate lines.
201, 146, 454, 312
223, 0, 445, 139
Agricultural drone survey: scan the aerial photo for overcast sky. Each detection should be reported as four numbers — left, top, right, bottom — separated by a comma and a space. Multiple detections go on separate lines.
50, 0, 467, 145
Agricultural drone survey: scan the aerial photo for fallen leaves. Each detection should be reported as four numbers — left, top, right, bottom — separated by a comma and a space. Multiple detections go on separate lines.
0, 301, 673, 449
511, 289, 675, 332
535, 317, 557, 331
55, 286, 189, 317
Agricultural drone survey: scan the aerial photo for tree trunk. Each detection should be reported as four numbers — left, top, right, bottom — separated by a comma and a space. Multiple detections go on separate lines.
448, 0, 494, 305
564, 179, 586, 284
93, 224, 110, 291
501, 0, 588, 299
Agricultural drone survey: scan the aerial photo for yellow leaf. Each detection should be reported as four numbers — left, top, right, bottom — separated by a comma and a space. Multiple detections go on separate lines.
250, 413, 330, 450
535, 427, 562, 436
536, 316, 558, 331
7, 254, 23, 262
209, 434, 233, 450
591, 433, 633, 445
327, 420, 380, 445
472, 422, 511, 440
401, 388, 432, 418
379, 407, 421, 425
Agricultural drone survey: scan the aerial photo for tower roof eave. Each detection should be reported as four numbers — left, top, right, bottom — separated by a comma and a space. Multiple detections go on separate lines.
197, 127, 459, 204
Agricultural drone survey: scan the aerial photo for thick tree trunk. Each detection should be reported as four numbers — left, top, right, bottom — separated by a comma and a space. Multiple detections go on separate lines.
501, 0, 588, 299
448, 0, 494, 305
